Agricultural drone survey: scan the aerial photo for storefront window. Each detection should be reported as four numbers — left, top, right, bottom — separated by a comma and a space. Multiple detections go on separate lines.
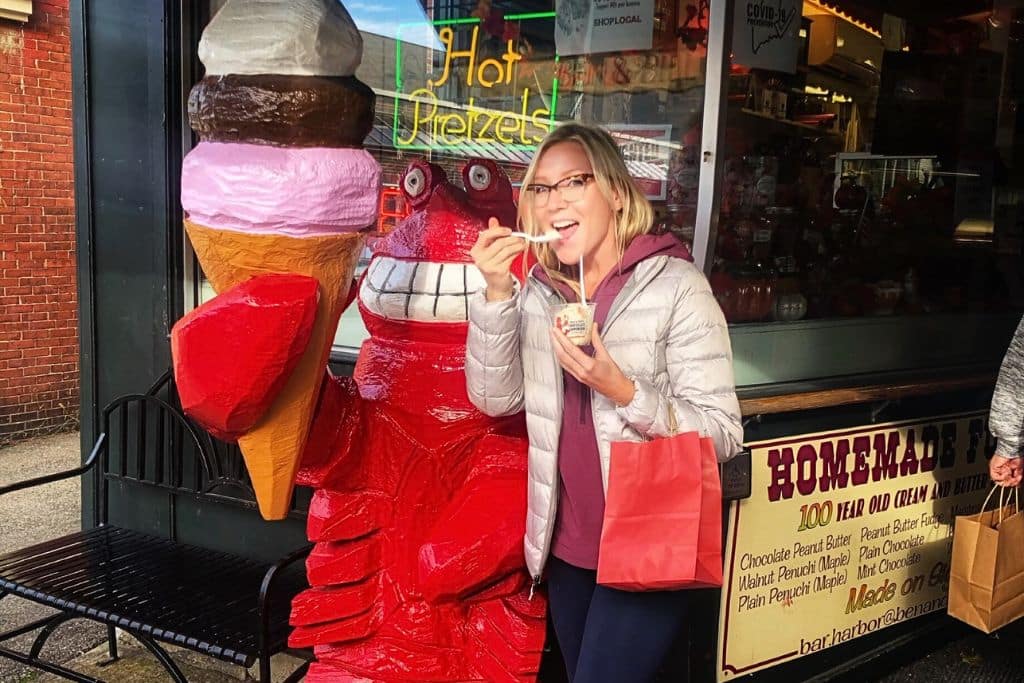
194, 0, 712, 353
711, 0, 1024, 325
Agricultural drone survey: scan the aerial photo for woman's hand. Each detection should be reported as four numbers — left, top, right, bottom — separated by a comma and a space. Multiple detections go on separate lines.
470, 218, 526, 301
550, 326, 635, 406
990, 454, 1023, 488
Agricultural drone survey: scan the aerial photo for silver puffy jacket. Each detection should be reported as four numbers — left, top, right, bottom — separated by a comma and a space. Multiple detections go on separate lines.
465, 255, 743, 581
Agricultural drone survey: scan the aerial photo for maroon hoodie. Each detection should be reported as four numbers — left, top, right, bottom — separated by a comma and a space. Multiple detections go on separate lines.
534, 233, 692, 570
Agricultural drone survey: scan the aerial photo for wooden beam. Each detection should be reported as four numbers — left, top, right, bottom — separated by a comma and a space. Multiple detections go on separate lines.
739, 373, 996, 416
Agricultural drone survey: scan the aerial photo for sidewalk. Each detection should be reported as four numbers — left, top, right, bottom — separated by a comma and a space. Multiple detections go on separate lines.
838, 619, 1024, 683
8, 432, 1024, 683
0, 431, 102, 683
0, 431, 304, 683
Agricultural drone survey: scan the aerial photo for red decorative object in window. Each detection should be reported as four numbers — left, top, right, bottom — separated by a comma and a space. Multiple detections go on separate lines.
377, 186, 411, 234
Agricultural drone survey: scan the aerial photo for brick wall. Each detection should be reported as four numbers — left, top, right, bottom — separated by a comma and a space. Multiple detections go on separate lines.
0, 1, 77, 444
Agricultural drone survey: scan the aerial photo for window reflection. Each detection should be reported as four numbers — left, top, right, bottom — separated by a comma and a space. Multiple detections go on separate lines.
198, 0, 711, 351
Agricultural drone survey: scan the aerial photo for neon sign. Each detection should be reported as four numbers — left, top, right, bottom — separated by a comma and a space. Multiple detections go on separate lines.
393, 13, 558, 150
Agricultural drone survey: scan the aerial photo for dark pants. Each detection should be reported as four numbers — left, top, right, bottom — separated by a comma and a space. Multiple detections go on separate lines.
546, 556, 689, 683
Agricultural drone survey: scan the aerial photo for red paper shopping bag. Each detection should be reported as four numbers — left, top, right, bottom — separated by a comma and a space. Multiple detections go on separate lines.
596, 431, 723, 591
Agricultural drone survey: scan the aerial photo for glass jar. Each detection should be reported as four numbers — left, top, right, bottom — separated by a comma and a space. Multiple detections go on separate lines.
751, 217, 773, 263
711, 262, 775, 323
717, 216, 756, 262
765, 206, 799, 271
827, 209, 861, 252
664, 204, 695, 248
834, 174, 868, 211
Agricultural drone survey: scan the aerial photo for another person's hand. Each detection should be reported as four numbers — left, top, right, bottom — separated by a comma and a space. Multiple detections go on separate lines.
990, 454, 1023, 487
469, 218, 525, 301
550, 326, 635, 406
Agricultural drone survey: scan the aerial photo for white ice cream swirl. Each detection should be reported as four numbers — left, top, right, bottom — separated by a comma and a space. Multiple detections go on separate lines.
199, 0, 363, 77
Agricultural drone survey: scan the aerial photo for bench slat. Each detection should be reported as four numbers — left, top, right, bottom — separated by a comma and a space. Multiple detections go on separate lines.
2, 529, 153, 585
0, 527, 111, 568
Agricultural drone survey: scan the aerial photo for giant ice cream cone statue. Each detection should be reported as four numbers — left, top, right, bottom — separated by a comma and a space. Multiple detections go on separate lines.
174, 0, 379, 520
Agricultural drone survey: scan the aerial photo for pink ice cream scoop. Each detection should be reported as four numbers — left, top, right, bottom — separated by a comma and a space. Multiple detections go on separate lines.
181, 141, 380, 237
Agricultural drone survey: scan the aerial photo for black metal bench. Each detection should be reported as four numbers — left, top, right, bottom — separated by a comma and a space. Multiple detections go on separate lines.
0, 371, 313, 682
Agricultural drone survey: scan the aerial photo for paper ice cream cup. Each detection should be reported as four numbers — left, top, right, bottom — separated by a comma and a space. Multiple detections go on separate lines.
550, 302, 596, 347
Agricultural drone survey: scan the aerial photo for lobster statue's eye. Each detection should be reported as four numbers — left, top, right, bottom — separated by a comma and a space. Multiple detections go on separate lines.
467, 164, 492, 191
403, 168, 427, 197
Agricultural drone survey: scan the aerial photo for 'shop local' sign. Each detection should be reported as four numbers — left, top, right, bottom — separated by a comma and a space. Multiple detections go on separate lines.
393, 14, 558, 150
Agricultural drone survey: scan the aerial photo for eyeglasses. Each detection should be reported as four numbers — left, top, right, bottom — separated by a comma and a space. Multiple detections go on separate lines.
524, 174, 594, 207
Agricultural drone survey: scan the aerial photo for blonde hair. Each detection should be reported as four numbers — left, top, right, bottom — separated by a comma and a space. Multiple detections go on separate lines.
518, 122, 654, 294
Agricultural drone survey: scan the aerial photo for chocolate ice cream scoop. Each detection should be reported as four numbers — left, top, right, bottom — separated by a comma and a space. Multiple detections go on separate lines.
188, 74, 374, 148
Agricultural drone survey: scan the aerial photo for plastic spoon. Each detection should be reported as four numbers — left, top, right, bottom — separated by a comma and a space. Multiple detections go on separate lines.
509, 230, 561, 243
579, 254, 586, 306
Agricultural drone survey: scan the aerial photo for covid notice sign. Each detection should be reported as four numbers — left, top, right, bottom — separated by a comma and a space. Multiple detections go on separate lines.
717, 413, 994, 680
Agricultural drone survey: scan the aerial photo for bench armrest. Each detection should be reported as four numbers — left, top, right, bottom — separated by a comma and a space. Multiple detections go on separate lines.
257, 544, 314, 628
0, 433, 106, 497
254, 543, 315, 671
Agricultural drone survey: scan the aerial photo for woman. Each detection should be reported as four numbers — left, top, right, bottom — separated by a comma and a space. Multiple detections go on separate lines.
465, 122, 743, 682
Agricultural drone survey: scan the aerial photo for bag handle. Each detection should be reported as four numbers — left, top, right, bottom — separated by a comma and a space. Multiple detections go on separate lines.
981, 485, 1001, 514
667, 401, 678, 437
640, 400, 679, 443
981, 484, 1021, 526
665, 400, 714, 442
999, 486, 1021, 525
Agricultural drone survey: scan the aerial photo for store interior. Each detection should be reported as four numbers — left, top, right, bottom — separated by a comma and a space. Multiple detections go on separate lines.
708, 0, 1023, 324
370, 0, 1024, 326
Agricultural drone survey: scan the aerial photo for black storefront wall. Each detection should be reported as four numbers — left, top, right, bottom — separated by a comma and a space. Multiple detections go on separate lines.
71, 0, 307, 559
73, 0, 176, 525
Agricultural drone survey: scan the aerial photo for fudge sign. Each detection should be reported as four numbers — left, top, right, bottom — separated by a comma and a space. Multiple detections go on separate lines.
717, 413, 994, 680
765, 417, 992, 501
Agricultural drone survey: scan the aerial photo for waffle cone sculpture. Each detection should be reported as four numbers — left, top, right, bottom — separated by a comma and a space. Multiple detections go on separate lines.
176, 0, 379, 520
184, 223, 364, 518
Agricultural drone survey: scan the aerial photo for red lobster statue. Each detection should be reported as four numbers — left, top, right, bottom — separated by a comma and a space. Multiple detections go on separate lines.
290, 158, 546, 682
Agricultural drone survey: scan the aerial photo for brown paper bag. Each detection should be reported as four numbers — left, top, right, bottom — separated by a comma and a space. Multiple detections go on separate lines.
948, 487, 1024, 633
